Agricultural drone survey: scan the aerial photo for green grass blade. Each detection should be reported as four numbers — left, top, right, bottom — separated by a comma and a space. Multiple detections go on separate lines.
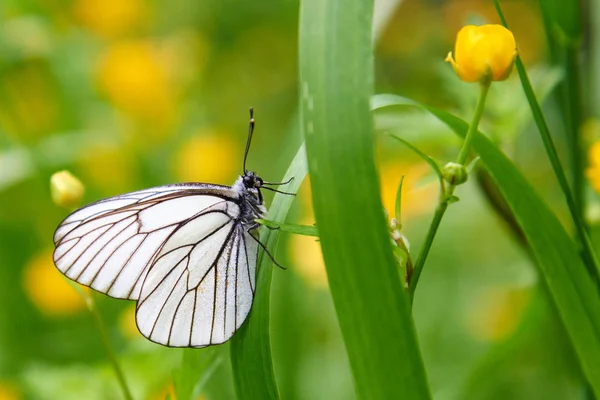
299, 0, 431, 398
372, 96, 600, 396
230, 143, 308, 400
492, 0, 600, 285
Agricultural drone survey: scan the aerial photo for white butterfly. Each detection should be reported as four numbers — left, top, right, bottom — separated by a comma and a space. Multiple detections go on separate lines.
53, 109, 290, 347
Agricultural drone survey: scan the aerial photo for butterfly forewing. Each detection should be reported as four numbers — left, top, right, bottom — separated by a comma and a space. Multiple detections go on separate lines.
52, 184, 241, 300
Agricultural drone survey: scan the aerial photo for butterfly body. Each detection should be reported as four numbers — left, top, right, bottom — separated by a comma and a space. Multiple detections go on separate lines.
53, 170, 266, 347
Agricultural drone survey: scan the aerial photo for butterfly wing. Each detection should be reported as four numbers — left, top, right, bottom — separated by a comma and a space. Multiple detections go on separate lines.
53, 184, 238, 300
135, 215, 259, 347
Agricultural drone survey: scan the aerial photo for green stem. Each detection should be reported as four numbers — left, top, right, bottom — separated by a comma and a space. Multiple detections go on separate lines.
563, 45, 586, 226
409, 81, 490, 301
409, 199, 449, 301
87, 296, 134, 400
456, 81, 491, 165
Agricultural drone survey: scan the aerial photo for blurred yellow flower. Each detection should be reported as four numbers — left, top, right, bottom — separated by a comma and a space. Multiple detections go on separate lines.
465, 286, 531, 342
379, 162, 437, 221
96, 40, 176, 126
0, 381, 20, 400
23, 250, 87, 317
173, 132, 240, 184
73, 0, 148, 38
446, 24, 517, 83
288, 217, 328, 290
119, 305, 141, 339
50, 170, 85, 210
586, 141, 600, 193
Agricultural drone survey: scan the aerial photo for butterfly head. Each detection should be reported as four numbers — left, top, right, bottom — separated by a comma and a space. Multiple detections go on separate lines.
242, 170, 263, 190
234, 170, 265, 210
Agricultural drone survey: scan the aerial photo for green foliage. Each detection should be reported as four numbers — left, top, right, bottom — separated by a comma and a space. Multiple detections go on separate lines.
373, 94, 600, 397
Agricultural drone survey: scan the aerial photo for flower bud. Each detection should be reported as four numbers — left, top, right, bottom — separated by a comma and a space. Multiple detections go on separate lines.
442, 162, 468, 186
446, 24, 517, 83
50, 170, 85, 209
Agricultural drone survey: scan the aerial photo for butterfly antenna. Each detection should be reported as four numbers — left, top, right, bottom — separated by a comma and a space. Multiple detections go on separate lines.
243, 107, 255, 174
262, 176, 295, 186
261, 186, 296, 196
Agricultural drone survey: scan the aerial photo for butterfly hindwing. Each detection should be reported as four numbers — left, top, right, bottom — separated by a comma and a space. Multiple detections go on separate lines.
135, 209, 259, 347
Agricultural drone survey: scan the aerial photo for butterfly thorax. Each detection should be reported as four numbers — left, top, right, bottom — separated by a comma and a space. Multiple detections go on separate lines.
233, 171, 266, 228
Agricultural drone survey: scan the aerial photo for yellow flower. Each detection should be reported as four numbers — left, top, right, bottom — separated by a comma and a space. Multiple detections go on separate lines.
96, 40, 176, 126
446, 24, 517, 83
73, 0, 148, 38
23, 250, 87, 317
50, 170, 85, 209
119, 305, 141, 339
379, 162, 437, 221
586, 141, 600, 193
288, 216, 328, 289
173, 131, 239, 184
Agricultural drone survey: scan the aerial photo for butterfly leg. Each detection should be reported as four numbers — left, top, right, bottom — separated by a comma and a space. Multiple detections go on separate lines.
247, 231, 287, 270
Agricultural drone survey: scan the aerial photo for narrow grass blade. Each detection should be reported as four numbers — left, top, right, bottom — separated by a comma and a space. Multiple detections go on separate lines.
255, 219, 319, 237
230, 143, 308, 400
299, 0, 431, 398
492, 0, 600, 285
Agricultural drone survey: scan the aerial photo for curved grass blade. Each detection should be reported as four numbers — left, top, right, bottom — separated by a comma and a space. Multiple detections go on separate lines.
230, 143, 308, 400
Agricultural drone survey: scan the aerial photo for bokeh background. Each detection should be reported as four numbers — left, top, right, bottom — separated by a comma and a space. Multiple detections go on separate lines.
0, 0, 595, 399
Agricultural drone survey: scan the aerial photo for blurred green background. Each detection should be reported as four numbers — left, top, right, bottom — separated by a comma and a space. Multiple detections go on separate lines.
0, 0, 593, 399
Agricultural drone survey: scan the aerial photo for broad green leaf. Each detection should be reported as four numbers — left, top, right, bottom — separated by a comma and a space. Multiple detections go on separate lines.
372, 94, 600, 397
299, 0, 431, 398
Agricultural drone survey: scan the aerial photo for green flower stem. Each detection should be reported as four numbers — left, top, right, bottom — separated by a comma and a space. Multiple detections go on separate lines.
409, 81, 491, 302
456, 81, 491, 166
86, 294, 133, 400
409, 198, 449, 301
